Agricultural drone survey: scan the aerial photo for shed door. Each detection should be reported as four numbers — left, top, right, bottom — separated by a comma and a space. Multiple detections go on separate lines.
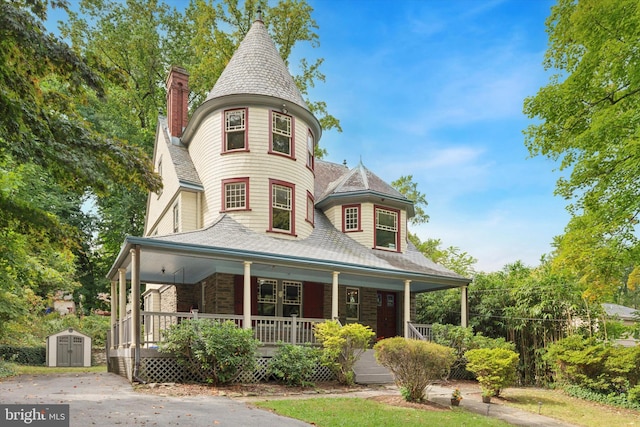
56, 335, 84, 367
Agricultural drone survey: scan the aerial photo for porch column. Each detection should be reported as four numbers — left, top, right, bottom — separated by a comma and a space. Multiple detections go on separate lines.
243, 261, 252, 329
461, 285, 468, 328
404, 280, 411, 338
331, 271, 339, 320
110, 279, 117, 349
118, 268, 126, 349
130, 247, 141, 348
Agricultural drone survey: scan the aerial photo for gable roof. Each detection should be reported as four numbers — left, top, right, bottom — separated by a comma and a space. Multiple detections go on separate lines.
603, 303, 638, 321
205, 19, 308, 110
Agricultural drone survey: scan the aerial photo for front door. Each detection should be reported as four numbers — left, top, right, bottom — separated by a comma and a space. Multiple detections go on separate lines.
377, 291, 397, 339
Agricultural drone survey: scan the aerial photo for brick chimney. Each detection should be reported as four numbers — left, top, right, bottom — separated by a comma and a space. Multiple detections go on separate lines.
166, 66, 189, 138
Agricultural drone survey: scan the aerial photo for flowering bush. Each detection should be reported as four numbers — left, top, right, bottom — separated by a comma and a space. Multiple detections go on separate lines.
451, 388, 463, 401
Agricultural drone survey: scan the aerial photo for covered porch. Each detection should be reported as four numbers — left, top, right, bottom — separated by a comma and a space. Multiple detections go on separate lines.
106, 229, 469, 382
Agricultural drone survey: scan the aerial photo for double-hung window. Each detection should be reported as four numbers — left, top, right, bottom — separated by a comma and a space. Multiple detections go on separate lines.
222, 178, 249, 211
224, 108, 247, 151
306, 191, 314, 225
307, 130, 315, 169
375, 206, 399, 250
271, 111, 292, 156
270, 180, 294, 234
172, 203, 179, 233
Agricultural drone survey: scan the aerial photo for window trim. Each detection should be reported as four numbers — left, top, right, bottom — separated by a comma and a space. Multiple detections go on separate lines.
222, 108, 249, 153
268, 179, 296, 236
374, 205, 400, 252
269, 110, 295, 159
221, 177, 250, 212
346, 287, 360, 320
306, 191, 314, 226
342, 204, 362, 232
306, 129, 315, 171
172, 203, 180, 233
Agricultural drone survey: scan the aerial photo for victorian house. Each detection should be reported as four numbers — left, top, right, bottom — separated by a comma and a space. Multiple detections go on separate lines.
106, 16, 470, 382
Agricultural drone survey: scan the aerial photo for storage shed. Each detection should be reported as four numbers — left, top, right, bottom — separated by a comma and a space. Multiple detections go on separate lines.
46, 328, 92, 367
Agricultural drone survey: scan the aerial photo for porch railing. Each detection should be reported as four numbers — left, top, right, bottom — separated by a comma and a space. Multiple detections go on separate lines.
407, 322, 433, 341
111, 311, 326, 349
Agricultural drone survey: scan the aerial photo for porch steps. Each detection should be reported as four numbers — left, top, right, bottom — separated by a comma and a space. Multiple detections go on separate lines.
353, 349, 394, 384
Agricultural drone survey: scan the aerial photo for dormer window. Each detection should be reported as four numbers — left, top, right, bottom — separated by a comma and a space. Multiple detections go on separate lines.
270, 111, 293, 157
375, 206, 399, 251
224, 108, 247, 151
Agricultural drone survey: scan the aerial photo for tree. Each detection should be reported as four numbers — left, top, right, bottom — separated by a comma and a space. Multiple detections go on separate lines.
391, 175, 429, 226
523, 0, 640, 299
0, 1, 160, 330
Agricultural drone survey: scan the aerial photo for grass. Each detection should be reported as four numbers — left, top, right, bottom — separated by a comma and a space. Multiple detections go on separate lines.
0, 363, 107, 379
255, 397, 512, 427
501, 387, 640, 427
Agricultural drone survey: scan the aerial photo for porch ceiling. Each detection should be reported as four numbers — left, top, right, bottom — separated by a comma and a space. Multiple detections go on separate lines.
111, 240, 464, 293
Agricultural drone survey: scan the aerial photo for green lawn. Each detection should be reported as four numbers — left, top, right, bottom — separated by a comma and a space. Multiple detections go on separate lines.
501, 387, 640, 427
255, 397, 512, 427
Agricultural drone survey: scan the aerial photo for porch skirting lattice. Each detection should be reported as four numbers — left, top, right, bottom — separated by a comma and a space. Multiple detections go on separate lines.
135, 355, 335, 384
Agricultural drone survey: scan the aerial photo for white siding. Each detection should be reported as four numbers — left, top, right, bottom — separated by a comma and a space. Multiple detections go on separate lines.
181, 191, 198, 231
145, 135, 182, 236
187, 106, 316, 239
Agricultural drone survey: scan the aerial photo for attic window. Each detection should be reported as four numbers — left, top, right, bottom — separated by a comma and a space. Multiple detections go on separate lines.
172, 203, 180, 233
375, 206, 399, 251
271, 111, 292, 156
224, 109, 247, 151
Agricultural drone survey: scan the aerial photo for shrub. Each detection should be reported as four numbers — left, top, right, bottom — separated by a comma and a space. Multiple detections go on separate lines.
374, 337, 455, 402
545, 335, 640, 396
0, 345, 46, 365
430, 324, 516, 379
314, 321, 375, 385
464, 348, 519, 397
0, 358, 17, 378
159, 319, 259, 385
268, 342, 321, 387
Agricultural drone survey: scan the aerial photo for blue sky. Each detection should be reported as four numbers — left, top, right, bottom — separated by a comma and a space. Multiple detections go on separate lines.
48, 0, 566, 273
296, 0, 567, 272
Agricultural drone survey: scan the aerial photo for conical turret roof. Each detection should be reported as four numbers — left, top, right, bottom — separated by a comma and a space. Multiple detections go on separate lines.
206, 19, 308, 109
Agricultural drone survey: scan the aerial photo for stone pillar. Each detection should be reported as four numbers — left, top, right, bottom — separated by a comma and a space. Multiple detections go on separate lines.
331, 271, 340, 320
404, 280, 411, 338
118, 268, 126, 348
243, 261, 252, 329
130, 247, 141, 347
110, 280, 117, 349
461, 286, 468, 328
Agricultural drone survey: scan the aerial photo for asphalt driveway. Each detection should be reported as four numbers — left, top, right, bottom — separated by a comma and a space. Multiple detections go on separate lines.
0, 372, 310, 426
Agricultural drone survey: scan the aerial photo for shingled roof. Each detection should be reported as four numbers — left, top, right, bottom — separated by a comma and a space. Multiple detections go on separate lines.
206, 18, 308, 110
159, 116, 202, 188
150, 211, 465, 282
